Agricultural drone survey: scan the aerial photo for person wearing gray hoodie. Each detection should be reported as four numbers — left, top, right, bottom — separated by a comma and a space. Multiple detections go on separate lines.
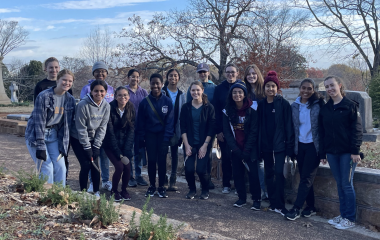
70, 80, 110, 197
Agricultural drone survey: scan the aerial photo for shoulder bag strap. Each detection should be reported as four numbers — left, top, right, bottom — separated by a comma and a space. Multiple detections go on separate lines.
145, 96, 164, 126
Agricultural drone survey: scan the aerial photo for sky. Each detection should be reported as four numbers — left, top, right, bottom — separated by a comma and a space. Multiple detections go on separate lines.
0, 0, 360, 70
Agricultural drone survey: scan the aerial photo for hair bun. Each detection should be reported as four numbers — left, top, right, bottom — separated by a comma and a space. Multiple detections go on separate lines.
267, 71, 277, 77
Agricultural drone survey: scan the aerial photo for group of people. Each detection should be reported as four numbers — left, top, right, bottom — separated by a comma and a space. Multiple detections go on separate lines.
25, 57, 363, 231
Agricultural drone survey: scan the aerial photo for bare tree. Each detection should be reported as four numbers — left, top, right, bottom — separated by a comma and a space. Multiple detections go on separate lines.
80, 26, 115, 66
60, 56, 87, 73
300, 0, 380, 78
0, 20, 29, 57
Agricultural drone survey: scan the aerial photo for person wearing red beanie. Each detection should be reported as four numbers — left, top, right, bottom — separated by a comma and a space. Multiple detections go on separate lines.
257, 71, 295, 216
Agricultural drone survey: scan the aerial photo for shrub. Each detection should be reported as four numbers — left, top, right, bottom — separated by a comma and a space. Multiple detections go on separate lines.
39, 183, 79, 206
369, 75, 380, 118
14, 169, 47, 192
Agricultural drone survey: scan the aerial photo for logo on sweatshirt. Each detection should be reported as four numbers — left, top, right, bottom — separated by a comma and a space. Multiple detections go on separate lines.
162, 106, 168, 114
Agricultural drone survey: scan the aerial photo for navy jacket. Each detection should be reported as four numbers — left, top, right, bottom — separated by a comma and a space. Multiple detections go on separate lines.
212, 79, 243, 134
135, 93, 174, 145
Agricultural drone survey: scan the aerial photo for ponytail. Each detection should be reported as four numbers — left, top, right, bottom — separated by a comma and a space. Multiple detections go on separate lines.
202, 93, 208, 104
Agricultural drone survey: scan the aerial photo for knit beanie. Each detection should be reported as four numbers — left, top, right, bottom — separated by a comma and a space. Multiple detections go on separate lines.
264, 71, 280, 89
92, 61, 108, 76
230, 81, 248, 96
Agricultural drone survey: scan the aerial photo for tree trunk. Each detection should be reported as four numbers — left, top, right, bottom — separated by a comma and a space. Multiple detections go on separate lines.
0, 56, 11, 104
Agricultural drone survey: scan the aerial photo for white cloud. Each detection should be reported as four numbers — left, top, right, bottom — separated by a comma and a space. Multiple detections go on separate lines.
43, 0, 165, 10
0, 8, 20, 13
47, 25, 55, 30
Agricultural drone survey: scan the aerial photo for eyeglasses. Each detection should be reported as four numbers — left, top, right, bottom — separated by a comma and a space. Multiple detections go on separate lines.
226, 71, 236, 75
94, 70, 107, 74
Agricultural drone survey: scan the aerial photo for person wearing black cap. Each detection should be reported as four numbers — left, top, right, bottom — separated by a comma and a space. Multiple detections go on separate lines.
257, 71, 294, 216
223, 81, 261, 210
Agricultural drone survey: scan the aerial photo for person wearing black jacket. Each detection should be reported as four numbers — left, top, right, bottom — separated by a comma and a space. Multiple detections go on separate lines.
212, 63, 242, 194
181, 81, 215, 200
258, 71, 294, 216
319, 76, 363, 230
102, 86, 135, 202
223, 82, 261, 210
135, 73, 174, 198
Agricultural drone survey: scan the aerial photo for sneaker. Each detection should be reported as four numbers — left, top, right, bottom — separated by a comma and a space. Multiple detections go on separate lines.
120, 190, 131, 201
157, 186, 168, 198
186, 190, 196, 199
102, 181, 112, 191
328, 215, 343, 226
275, 208, 289, 216
335, 218, 355, 230
208, 180, 215, 190
136, 176, 148, 186
285, 208, 300, 221
301, 206, 317, 218
94, 191, 100, 198
87, 182, 94, 193
145, 185, 156, 197
199, 190, 209, 200
111, 190, 122, 202
268, 205, 276, 212
251, 200, 261, 211
233, 199, 246, 208
222, 187, 231, 194
129, 177, 137, 187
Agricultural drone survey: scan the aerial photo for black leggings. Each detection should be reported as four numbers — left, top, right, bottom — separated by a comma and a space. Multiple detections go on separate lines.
145, 131, 168, 187
70, 137, 100, 192
184, 144, 211, 191
218, 139, 232, 188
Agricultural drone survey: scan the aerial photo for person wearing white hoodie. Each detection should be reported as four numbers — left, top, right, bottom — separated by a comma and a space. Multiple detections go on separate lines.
285, 78, 325, 221
71, 80, 111, 197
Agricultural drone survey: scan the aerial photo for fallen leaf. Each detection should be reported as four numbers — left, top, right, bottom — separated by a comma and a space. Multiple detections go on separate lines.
303, 222, 313, 228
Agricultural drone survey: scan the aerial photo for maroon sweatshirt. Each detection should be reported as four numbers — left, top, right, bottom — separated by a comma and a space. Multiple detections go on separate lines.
233, 99, 252, 150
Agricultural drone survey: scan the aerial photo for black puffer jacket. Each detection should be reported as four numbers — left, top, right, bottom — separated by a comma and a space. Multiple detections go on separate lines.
318, 97, 363, 158
102, 100, 135, 159
258, 95, 294, 157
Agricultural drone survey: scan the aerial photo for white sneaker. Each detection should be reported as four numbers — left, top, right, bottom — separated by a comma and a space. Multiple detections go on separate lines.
222, 187, 231, 194
102, 181, 112, 191
334, 218, 355, 229
94, 191, 100, 198
87, 182, 94, 193
328, 215, 342, 226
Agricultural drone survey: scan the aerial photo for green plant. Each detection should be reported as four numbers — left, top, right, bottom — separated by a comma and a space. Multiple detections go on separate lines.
13, 168, 47, 192
97, 193, 120, 225
0, 163, 6, 177
77, 191, 97, 221
39, 183, 79, 206
369, 75, 380, 119
129, 197, 179, 240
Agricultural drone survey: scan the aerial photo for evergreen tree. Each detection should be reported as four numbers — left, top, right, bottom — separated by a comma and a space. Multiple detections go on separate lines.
369, 75, 380, 118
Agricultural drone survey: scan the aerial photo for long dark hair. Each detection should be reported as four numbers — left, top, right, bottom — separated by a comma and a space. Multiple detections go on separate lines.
189, 81, 208, 104
114, 86, 135, 129
225, 87, 247, 124
299, 78, 324, 108
164, 69, 181, 87
90, 79, 108, 91
127, 69, 140, 78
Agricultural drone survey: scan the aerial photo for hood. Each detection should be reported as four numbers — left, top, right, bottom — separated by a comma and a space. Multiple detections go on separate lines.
239, 98, 252, 112
294, 96, 306, 105
84, 93, 105, 107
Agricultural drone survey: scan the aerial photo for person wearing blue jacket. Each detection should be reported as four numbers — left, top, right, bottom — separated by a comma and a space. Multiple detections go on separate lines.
135, 73, 174, 198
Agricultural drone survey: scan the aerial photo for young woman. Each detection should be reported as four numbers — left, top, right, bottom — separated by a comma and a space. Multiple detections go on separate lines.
25, 69, 76, 187
258, 71, 294, 216
80, 61, 114, 193
181, 81, 215, 200
243, 64, 267, 200
285, 79, 325, 221
162, 69, 186, 191
135, 73, 174, 198
223, 82, 261, 210
319, 76, 363, 230
102, 86, 135, 201
213, 63, 242, 194
71, 80, 111, 197
125, 69, 148, 187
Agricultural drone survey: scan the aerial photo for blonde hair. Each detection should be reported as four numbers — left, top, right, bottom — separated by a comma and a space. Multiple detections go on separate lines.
244, 64, 265, 99
44, 57, 59, 70
57, 69, 75, 82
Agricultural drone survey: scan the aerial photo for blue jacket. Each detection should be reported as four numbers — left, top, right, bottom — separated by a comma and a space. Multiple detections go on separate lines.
212, 79, 243, 134
186, 80, 216, 103
25, 87, 76, 155
135, 93, 174, 144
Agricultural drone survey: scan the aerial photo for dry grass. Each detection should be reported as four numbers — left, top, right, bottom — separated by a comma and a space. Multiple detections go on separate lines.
358, 142, 380, 170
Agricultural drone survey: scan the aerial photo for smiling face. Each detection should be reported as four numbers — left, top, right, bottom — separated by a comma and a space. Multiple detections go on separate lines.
168, 71, 179, 86
91, 85, 106, 104
265, 81, 277, 97
45, 61, 60, 80
198, 71, 209, 82
129, 71, 140, 87
190, 84, 204, 101
232, 88, 245, 103
116, 89, 129, 107
57, 74, 73, 92
246, 68, 258, 84
300, 82, 314, 101
225, 66, 238, 83
150, 77, 162, 96
93, 69, 108, 81
325, 78, 342, 98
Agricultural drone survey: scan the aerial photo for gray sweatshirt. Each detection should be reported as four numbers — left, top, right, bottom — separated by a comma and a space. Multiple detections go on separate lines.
70, 94, 110, 149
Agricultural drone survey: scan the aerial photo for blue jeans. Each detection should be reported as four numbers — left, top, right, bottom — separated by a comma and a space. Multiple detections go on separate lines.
89, 147, 110, 183
257, 159, 266, 192
26, 128, 66, 186
327, 153, 357, 222
131, 147, 146, 178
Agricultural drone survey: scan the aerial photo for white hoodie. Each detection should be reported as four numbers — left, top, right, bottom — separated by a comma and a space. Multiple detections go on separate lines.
295, 97, 313, 143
